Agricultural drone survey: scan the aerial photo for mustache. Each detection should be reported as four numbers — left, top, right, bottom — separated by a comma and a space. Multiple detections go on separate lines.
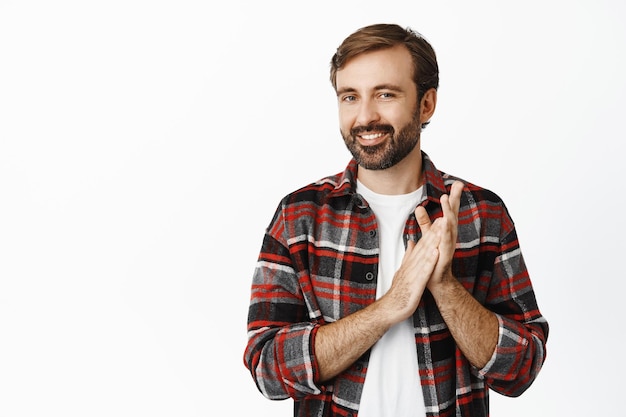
350, 124, 394, 137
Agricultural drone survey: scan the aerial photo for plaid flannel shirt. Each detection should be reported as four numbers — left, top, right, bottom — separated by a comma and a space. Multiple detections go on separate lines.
244, 152, 548, 417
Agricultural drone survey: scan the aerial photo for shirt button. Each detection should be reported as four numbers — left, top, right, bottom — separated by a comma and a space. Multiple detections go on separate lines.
365, 272, 374, 281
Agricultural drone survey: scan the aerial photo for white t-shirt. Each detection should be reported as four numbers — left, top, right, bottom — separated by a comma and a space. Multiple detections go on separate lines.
356, 179, 426, 417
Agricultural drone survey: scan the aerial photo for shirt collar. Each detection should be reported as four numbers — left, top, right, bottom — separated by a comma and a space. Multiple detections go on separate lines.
329, 151, 449, 204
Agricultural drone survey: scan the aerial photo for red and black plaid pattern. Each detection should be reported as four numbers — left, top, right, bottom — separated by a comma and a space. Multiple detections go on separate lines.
244, 152, 548, 417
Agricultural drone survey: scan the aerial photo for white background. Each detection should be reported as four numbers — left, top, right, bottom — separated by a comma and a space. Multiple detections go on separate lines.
1, 0, 624, 416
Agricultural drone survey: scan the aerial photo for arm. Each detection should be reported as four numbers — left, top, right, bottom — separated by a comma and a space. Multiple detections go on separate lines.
316, 226, 442, 381
480, 229, 549, 396
423, 181, 499, 368
428, 275, 499, 368
422, 181, 548, 395
244, 201, 444, 397
244, 230, 319, 400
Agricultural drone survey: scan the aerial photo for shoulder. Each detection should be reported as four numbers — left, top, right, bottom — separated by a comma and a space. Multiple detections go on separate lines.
423, 152, 505, 209
440, 171, 517, 238
279, 168, 353, 209
439, 170, 506, 207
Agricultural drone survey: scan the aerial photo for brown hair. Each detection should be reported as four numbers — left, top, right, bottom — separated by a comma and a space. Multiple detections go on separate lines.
330, 23, 439, 100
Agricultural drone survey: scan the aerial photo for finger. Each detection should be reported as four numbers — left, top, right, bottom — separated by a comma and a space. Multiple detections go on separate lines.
448, 181, 463, 217
415, 206, 432, 232
441, 181, 463, 221
403, 227, 440, 265
402, 238, 416, 263
409, 237, 440, 277
440, 194, 453, 229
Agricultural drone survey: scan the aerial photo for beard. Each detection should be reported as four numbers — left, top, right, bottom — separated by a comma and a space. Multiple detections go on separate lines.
341, 111, 422, 170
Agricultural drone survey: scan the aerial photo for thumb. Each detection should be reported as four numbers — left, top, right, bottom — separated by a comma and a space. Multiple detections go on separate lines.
415, 206, 432, 232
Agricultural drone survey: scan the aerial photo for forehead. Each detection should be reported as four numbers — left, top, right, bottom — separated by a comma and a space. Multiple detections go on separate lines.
335, 45, 415, 91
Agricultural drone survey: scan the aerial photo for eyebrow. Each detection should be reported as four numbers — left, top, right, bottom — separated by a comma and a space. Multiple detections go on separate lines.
336, 84, 404, 97
336, 87, 356, 97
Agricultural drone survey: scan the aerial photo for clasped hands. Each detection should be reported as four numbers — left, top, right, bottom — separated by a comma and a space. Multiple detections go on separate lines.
383, 180, 464, 322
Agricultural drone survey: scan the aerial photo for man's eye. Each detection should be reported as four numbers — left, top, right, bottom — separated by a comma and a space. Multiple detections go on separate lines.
380, 92, 394, 99
342, 95, 357, 102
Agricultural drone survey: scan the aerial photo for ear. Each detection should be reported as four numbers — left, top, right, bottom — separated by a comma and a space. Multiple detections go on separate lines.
419, 88, 437, 126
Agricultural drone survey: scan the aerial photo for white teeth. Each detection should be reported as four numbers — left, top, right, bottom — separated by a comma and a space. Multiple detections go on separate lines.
361, 133, 384, 140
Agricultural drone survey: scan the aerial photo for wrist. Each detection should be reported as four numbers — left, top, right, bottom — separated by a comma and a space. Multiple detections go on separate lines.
428, 270, 457, 298
374, 291, 408, 329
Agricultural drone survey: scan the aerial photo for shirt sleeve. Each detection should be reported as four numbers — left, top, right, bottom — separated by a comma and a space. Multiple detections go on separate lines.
243, 204, 323, 400
475, 205, 549, 396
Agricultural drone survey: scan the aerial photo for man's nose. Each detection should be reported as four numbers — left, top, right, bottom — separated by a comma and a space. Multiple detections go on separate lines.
355, 98, 380, 127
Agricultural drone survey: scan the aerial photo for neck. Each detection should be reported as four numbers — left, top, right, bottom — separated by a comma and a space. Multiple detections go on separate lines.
357, 146, 424, 195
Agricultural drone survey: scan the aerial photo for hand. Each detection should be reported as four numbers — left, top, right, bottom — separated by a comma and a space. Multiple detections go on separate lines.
418, 180, 463, 289
381, 214, 441, 324
414, 181, 500, 369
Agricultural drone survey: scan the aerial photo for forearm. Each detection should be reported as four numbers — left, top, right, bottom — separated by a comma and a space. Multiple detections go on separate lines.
316, 229, 441, 382
429, 273, 498, 368
315, 299, 394, 382
425, 181, 498, 367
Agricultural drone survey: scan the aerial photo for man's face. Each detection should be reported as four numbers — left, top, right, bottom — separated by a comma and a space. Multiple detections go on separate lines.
336, 45, 421, 170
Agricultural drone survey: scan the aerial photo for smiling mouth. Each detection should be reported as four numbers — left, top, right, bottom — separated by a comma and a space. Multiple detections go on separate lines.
356, 131, 390, 147
359, 132, 386, 141
351, 124, 394, 145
